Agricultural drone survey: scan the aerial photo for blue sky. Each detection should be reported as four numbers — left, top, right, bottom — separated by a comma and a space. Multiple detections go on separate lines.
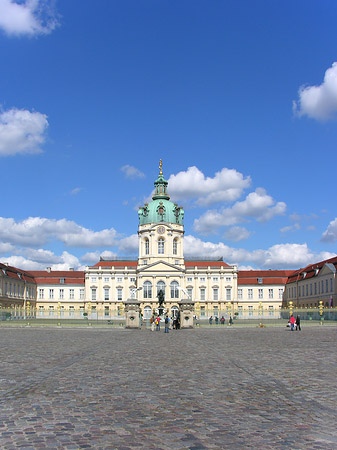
0, 0, 337, 270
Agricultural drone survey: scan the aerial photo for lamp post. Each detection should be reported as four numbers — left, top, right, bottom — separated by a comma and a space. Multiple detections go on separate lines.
57, 301, 61, 326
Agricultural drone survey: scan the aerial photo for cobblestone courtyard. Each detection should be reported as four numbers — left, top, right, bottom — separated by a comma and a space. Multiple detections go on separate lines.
0, 326, 336, 450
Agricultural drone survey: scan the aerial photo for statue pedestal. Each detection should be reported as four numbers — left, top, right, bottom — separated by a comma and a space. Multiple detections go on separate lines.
124, 299, 141, 329
179, 298, 195, 329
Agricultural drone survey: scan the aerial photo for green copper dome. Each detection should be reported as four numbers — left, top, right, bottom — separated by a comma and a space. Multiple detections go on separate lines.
138, 161, 184, 226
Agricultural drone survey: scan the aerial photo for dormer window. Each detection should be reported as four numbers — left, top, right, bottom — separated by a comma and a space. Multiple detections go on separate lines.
257, 278, 263, 284
60, 278, 65, 284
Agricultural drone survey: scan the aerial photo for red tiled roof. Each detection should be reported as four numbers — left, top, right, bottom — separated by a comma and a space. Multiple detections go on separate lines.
238, 270, 294, 278
33, 277, 84, 285
185, 261, 230, 268
92, 261, 138, 268
238, 277, 289, 285
286, 255, 337, 284
0, 262, 36, 283
27, 271, 84, 278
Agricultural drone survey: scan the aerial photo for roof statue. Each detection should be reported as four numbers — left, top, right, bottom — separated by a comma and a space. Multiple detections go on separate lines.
138, 160, 184, 226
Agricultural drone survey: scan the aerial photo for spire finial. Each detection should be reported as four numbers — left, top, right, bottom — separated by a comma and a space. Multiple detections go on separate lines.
159, 159, 163, 175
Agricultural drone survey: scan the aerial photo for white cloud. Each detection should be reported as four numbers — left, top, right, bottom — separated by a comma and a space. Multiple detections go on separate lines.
0, 216, 119, 247
121, 165, 145, 179
81, 250, 117, 265
321, 218, 337, 242
70, 187, 82, 195
0, 108, 48, 156
293, 62, 337, 120
3, 251, 81, 271
224, 226, 251, 242
0, 0, 59, 36
280, 223, 300, 233
184, 235, 333, 269
194, 188, 286, 234
117, 234, 139, 254
167, 166, 251, 206
0, 242, 14, 254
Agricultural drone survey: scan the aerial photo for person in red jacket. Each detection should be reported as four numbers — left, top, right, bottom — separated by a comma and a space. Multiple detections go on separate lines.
289, 315, 296, 331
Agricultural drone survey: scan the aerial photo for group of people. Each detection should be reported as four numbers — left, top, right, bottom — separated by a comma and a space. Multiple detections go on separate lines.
289, 315, 301, 331
150, 315, 180, 332
209, 315, 233, 326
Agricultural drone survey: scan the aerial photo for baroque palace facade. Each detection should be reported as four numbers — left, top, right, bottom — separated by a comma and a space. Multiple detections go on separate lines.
1, 163, 335, 317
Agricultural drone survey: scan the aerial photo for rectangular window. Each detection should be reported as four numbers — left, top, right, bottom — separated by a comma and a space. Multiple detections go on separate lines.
117, 277, 123, 283
39, 288, 44, 299
212, 277, 219, 282
200, 288, 206, 301
59, 289, 64, 299
310, 284, 312, 296
306, 285, 308, 296
226, 277, 231, 282
326, 279, 329, 293
213, 288, 219, 301
104, 306, 110, 317
130, 277, 136, 283
248, 306, 253, 317
268, 289, 273, 299
200, 306, 205, 317
91, 277, 97, 282
187, 288, 193, 299
69, 306, 74, 317
278, 289, 283, 299
60, 278, 65, 284
104, 277, 110, 283
80, 289, 84, 299
117, 288, 123, 301
69, 289, 74, 300
258, 288, 263, 299
187, 277, 193, 283
269, 306, 274, 316
200, 277, 206, 283
49, 289, 54, 299
91, 288, 96, 301
49, 306, 54, 317
104, 288, 109, 301
213, 306, 218, 317
248, 289, 253, 299
238, 306, 243, 317
314, 282, 317, 295
330, 278, 333, 292
238, 288, 243, 300
226, 288, 231, 301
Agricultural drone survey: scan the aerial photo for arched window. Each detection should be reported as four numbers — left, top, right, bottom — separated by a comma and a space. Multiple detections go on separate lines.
145, 238, 149, 255
158, 238, 164, 254
173, 238, 178, 255
171, 305, 179, 318
143, 281, 152, 299
143, 306, 152, 320
157, 281, 165, 298
170, 281, 179, 299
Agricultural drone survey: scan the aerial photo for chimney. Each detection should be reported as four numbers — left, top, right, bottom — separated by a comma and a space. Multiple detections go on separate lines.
69, 268, 74, 271
46, 267, 51, 273
4, 262, 9, 266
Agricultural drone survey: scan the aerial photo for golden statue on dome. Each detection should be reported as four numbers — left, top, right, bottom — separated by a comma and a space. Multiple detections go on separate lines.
159, 159, 163, 175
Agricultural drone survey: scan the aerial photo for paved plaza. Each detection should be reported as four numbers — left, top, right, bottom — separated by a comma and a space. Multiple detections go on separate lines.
0, 326, 337, 449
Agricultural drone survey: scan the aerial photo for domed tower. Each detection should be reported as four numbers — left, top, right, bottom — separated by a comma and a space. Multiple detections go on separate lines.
138, 160, 184, 266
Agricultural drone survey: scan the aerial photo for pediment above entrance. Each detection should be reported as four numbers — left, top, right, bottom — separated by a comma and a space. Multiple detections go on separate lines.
138, 260, 185, 274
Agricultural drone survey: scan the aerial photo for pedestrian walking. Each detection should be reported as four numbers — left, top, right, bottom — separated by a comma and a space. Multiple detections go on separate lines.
220, 316, 225, 325
296, 315, 301, 331
209, 316, 213, 325
156, 316, 161, 331
150, 316, 155, 332
164, 316, 170, 333
289, 315, 296, 331
215, 316, 219, 325
229, 315, 233, 326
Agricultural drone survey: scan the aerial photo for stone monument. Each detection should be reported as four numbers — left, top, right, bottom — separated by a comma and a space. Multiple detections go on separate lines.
179, 297, 195, 329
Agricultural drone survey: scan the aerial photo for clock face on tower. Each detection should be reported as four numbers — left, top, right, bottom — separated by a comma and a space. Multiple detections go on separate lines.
157, 226, 165, 234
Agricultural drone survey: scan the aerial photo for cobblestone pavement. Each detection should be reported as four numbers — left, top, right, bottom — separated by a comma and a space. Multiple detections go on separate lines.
0, 326, 337, 450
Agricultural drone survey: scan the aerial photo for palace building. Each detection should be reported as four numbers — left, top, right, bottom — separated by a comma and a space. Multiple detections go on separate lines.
1, 163, 300, 317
